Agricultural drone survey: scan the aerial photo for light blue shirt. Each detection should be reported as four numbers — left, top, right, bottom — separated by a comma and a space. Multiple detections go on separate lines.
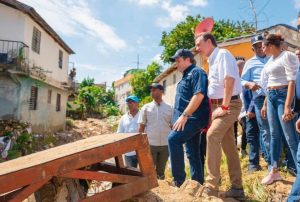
241, 55, 269, 98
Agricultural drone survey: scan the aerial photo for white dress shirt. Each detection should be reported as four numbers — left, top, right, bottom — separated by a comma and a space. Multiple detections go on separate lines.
117, 111, 140, 156
138, 101, 173, 146
207, 47, 242, 99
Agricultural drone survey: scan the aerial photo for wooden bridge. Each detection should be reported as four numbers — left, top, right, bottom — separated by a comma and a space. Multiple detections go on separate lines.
0, 133, 158, 202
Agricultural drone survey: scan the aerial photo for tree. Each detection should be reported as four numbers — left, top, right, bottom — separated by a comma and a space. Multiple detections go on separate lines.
130, 62, 162, 104
80, 76, 95, 88
160, 15, 255, 63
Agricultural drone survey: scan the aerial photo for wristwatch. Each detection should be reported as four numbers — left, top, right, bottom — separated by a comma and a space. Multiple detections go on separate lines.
182, 111, 189, 117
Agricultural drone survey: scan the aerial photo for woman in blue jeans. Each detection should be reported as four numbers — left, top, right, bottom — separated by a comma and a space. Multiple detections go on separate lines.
260, 34, 299, 185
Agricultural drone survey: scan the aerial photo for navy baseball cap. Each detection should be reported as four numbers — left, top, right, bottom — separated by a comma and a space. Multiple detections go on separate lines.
149, 83, 164, 91
169, 49, 194, 62
126, 95, 140, 103
251, 35, 263, 45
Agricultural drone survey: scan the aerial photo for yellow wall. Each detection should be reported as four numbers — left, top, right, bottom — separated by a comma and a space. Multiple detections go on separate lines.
201, 42, 254, 72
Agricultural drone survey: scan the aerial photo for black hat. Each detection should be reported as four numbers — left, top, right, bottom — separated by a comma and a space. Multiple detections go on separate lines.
149, 83, 164, 91
169, 49, 193, 62
251, 35, 263, 45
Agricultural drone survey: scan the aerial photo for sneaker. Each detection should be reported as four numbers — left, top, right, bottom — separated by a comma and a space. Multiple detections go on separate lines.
241, 149, 247, 158
220, 187, 245, 200
261, 171, 282, 185
285, 167, 297, 177
197, 186, 218, 197
247, 165, 262, 174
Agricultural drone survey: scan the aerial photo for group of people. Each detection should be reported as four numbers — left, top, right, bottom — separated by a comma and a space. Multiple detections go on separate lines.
117, 32, 300, 201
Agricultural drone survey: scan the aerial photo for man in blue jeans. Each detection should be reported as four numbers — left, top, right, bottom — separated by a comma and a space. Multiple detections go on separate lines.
287, 119, 300, 201
287, 48, 300, 201
241, 35, 271, 168
168, 49, 209, 187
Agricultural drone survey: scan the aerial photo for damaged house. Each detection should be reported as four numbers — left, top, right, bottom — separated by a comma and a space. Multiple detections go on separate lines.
0, 0, 75, 132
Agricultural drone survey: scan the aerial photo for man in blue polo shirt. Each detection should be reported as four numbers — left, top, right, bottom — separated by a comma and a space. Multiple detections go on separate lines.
241, 35, 271, 169
168, 49, 209, 187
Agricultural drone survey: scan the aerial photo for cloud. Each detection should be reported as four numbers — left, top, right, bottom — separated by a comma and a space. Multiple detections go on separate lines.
187, 0, 208, 7
291, 18, 298, 27
295, 0, 300, 9
20, 0, 127, 52
129, 0, 159, 6
76, 63, 98, 71
156, 2, 188, 28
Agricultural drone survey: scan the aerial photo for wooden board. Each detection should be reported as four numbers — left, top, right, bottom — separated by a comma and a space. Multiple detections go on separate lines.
0, 133, 139, 176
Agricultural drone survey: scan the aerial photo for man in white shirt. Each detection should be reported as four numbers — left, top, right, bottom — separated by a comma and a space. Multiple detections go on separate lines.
195, 32, 244, 200
138, 83, 173, 179
117, 95, 140, 168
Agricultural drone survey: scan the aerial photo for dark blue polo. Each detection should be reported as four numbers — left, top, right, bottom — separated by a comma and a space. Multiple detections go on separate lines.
173, 64, 209, 127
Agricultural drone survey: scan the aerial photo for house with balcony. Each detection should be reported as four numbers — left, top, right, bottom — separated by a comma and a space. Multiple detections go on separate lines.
0, 0, 75, 132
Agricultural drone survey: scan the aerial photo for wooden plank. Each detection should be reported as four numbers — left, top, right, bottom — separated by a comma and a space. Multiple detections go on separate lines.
0, 133, 139, 176
81, 176, 157, 202
8, 178, 49, 202
114, 155, 124, 168
0, 134, 147, 195
92, 162, 142, 176
60, 170, 141, 183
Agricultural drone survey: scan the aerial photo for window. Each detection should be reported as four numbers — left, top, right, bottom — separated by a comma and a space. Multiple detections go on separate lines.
173, 74, 176, 84
47, 89, 52, 104
163, 80, 166, 93
29, 86, 38, 110
56, 93, 61, 111
58, 50, 63, 69
32, 27, 41, 54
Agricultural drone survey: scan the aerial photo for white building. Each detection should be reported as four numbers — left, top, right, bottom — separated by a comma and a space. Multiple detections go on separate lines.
0, 0, 75, 132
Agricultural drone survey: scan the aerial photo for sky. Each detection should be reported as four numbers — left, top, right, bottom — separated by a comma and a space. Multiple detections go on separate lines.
20, 0, 300, 88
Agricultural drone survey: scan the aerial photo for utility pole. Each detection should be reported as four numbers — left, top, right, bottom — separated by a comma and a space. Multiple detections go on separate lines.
136, 54, 140, 69
248, 0, 258, 31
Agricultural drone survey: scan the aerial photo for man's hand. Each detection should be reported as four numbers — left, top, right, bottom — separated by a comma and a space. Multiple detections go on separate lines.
212, 107, 228, 120
246, 111, 255, 119
173, 115, 188, 131
295, 119, 300, 133
247, 82, 261, 91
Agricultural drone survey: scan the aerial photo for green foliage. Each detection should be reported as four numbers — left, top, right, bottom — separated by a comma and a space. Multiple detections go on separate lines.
130, 62, 162, 103
75, 77, 120, 118
7, 132, 33, 160
66, 118, 75, 128
80, 76, 95, 88
160, 15, 255, 63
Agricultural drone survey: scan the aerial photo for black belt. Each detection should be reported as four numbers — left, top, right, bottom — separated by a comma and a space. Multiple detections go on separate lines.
211, 95, 239, 104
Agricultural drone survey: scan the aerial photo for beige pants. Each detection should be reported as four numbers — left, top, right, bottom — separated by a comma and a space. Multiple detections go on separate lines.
205, 99, 243, 190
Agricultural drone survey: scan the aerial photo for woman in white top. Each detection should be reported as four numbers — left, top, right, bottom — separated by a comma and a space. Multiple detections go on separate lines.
260, 34, 299, 185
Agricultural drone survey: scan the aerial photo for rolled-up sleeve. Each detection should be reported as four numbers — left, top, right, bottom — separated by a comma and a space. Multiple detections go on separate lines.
191, 69, 208, 96
241, 61, 251, 86
283, 52, 299, 81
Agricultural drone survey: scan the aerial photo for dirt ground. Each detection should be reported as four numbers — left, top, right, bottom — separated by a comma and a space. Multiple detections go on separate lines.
25, 117, 296, 202
63, 117, 295, 202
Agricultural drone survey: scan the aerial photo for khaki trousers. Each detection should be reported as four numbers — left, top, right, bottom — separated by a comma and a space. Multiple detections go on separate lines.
205, 99, 243, 190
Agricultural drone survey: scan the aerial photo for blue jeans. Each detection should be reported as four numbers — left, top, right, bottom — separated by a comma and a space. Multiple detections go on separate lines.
245, 117, 260, 169
287, 141, 300, 201
283, 137, 297, 173
125, 155, 138, 168
168, 121, 203, 186
254, 96, 271, 166
267, 88, 299, 169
